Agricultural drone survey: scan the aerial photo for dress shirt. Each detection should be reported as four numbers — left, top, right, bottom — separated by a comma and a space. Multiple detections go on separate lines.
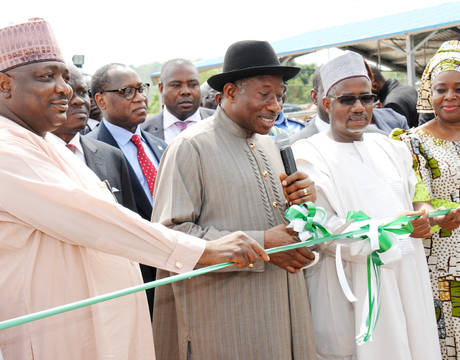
87, 118, 100, 131
315, 114, 330, 133
102, 119, 159, 205
48, 132, 87, 165
163, 107, 201, 144
274, 111, 304, 134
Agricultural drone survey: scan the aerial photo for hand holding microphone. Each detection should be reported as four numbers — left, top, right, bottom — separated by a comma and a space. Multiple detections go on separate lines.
275, 133, 316, 206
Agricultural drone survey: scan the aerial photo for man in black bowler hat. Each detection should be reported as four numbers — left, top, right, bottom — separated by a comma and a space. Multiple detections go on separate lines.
151, 40, 318, 360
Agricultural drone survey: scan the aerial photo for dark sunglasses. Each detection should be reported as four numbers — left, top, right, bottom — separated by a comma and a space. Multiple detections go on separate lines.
329, 93, 377, 106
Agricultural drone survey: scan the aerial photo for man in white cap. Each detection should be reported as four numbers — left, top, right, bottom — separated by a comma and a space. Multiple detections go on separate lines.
0, 18, 269, 359
292, 51, 444, 359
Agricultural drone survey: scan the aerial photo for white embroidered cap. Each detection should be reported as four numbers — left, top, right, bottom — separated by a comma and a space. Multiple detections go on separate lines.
321, 51, 369, 96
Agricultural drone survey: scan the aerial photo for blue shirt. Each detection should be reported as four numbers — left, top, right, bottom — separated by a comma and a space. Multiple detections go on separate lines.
274, 111, 304, 135
102, 119, 159, 205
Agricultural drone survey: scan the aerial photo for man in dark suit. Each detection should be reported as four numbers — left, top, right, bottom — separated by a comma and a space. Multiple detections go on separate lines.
141, 59, 214, 143
370, 65, 419, 128
87, 63, 168, 318
50, 64, 136, 211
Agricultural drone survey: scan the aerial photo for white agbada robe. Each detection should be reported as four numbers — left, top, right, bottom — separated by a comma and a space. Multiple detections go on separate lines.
293, 132, 440, 360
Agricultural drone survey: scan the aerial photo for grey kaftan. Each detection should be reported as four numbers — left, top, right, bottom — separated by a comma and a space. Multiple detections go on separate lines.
151, 107, 317, 360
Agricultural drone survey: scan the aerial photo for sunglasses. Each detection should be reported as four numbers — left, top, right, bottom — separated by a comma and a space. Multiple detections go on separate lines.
329, 93, 377, 106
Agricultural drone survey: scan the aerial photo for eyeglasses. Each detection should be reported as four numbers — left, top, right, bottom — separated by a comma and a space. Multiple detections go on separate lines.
99, 83, 150, 100
329, 93, 377, 106
203, 93, 216, 100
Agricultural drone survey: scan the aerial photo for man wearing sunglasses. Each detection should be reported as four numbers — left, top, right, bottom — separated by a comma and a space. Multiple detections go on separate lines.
87, 63, 168, 318
292, 51, 440, 359
291, 67, 392, 143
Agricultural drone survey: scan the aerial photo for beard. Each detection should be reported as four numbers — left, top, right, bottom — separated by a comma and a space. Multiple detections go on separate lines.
346, 113, 369, 133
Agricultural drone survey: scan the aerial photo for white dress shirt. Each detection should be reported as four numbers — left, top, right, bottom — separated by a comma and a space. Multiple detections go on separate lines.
87, 118, 100, 131
48, 132, 87, 165
163, 107, 201, 144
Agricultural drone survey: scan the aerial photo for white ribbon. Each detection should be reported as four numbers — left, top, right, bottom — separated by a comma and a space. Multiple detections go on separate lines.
335, 244, 358, 302
334, 218, 407, 306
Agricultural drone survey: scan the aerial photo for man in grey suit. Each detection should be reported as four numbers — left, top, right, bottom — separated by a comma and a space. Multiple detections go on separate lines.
141, 59, 214, 143
50, 64, 136, 211
87, 63, 168, 319
151, 40, 317, 360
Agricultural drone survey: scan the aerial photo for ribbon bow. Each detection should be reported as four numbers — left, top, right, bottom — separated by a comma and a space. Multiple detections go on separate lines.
285, 201, 331, 242
340, 211, 414, 344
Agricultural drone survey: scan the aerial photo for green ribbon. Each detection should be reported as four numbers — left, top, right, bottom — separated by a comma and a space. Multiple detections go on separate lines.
0, 208, 452, 338
285, 201, 331, 241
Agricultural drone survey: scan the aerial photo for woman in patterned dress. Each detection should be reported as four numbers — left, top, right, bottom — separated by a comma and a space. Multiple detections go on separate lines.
393, 40, 460, 360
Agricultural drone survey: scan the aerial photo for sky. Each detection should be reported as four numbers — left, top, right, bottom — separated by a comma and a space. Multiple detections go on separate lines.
2, 0, 459, 75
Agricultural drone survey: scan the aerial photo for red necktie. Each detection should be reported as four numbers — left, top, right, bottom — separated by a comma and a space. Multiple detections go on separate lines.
66, 144, 77, 154
131, 135, 157, 195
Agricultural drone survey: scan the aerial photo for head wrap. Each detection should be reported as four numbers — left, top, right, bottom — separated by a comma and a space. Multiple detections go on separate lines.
0, 18, 64, 73
321, 51, 370, 96
417, 40, 460, 113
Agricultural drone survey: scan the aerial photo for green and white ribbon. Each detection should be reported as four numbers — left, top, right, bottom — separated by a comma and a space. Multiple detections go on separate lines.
0, 208, 451, 342
285, 201, 331, 241
339, 211, 414, 344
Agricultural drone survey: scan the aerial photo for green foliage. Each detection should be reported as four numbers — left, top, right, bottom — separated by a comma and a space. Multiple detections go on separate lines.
130, 62, 163, 84
284, 61, 316, 105
199, 68, 221, 85
148, 91, 161, 114
382, 70, 406, 84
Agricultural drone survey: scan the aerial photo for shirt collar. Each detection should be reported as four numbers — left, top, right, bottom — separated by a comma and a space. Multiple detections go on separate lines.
215, 106, 256, 139
163, 106, 201, 130
102, 118, 142, 147
87, 118, 100, 130
48, 132, 84, 155
315, 114, 330, 133
275, 111, 288, 126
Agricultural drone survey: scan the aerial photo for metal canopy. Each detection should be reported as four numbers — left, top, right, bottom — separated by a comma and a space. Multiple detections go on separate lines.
151, 1, 460, 87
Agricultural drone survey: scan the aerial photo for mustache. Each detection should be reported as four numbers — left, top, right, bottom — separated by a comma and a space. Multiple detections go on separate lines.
52, 94, 70, 102
346, 113, 369, 121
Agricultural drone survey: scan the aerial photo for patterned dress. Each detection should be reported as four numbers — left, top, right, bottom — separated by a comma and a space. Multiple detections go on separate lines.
394, 128, 460, 360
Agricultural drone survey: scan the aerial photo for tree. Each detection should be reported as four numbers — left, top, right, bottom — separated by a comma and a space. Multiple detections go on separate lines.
284, 61, 316, 105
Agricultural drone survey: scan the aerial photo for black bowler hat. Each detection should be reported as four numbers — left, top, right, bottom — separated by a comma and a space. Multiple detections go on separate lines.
207, 40, 300, 92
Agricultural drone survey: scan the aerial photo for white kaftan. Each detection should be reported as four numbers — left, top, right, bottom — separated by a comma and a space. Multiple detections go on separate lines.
293, 132, 440, 360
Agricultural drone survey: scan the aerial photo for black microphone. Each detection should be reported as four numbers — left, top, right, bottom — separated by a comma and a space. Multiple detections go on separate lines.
275, 132, 297, 176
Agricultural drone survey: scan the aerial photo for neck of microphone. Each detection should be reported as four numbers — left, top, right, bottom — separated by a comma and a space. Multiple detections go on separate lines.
275, 133, 297, 176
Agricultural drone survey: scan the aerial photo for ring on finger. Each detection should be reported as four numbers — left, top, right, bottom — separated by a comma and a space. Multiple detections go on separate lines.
249, 263, 254, 268
303, 188, 308, 197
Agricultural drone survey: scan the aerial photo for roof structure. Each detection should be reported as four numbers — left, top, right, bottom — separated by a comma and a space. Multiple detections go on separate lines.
150, 1, 460, 87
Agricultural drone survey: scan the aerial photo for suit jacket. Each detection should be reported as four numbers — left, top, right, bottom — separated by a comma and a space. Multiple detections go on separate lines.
80, 136, 137, 212
290, 115, 386, 144
379, 78, 419, 128
87, 121, 166, 221
86, 121, 167, 320
372, 108, 409, 134
140, 107, 215, 139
